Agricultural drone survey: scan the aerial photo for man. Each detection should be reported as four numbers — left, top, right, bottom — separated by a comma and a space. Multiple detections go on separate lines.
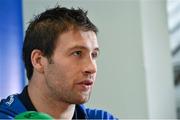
0, 6, 116, 119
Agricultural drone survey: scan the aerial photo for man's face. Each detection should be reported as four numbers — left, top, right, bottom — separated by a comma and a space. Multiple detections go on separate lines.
43, 30, 99, 104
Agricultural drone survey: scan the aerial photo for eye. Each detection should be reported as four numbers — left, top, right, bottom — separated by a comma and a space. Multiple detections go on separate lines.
91, 52, 99, 59
72, 51, 82, 57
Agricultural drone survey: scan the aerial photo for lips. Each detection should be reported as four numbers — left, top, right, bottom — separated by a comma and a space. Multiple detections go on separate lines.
76, 80, 93, 91
78, 80, 93, 86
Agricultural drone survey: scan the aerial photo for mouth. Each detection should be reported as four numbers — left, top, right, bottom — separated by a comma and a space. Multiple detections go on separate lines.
76, 80, 93, 91
78, 80, 93, 85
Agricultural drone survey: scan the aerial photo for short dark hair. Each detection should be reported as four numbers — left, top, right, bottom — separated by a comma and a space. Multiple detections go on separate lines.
23, 6, 98, 80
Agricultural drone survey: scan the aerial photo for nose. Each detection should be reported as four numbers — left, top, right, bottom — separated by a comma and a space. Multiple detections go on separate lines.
82, 57, 97, 75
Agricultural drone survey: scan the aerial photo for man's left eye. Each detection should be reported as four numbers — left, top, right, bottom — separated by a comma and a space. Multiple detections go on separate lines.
92, 52, 98, 59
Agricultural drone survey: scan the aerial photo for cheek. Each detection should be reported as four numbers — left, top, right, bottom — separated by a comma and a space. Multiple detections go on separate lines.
46, 63, 77, 83
58, 60, 81, 74
45, 64, 69, 93
45, 63, 64, 81
45, 57, 83, 84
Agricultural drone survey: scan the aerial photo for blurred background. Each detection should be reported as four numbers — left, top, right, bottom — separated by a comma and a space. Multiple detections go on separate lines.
1, 0, 180, 119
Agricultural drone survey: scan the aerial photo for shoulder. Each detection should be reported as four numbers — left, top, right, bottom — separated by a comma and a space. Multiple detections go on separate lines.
79, 104, 118, 119
0, 94, 26, 119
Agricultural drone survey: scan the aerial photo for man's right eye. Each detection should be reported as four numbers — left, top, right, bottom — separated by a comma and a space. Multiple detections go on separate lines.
72, 51, 82, 57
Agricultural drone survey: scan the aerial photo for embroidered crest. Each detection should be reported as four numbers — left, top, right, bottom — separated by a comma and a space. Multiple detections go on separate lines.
5, 95, 14, 106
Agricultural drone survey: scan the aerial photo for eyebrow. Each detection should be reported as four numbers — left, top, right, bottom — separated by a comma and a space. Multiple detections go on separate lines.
68, 45, 100, 52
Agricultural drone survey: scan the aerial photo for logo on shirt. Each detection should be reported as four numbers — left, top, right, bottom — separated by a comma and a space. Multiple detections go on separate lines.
5, 95, 14, 106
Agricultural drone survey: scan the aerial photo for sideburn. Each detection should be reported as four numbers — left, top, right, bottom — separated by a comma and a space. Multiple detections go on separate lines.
47, 57, 54, 64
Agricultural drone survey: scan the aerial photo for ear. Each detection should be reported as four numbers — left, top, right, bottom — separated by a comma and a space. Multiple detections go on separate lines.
31, 49, 46, 73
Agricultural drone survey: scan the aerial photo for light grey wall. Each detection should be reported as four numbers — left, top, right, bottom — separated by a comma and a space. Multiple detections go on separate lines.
140, 1, 176, 118
23, 0, 176, 118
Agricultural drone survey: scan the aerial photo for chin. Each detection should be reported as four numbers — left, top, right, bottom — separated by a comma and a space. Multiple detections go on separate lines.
75, 95, 90, 104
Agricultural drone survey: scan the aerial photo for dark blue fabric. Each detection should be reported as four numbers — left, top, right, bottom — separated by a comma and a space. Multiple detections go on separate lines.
0, 94, 117, 119
0, 95, 26, 119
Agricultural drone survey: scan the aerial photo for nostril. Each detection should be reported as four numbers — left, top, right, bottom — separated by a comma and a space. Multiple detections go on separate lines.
84, 69, 96, 74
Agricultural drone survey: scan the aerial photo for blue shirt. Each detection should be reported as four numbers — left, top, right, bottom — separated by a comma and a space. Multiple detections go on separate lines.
0, 87, 117, 119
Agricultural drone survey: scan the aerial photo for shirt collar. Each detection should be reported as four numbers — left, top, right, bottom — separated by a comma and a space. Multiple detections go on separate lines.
18, 86, 87, 119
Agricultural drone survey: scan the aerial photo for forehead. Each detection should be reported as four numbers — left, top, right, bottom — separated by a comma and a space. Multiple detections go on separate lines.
55, 30, 98, 51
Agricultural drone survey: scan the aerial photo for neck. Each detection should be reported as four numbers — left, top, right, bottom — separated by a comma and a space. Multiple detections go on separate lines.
28, 77, 75, 119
